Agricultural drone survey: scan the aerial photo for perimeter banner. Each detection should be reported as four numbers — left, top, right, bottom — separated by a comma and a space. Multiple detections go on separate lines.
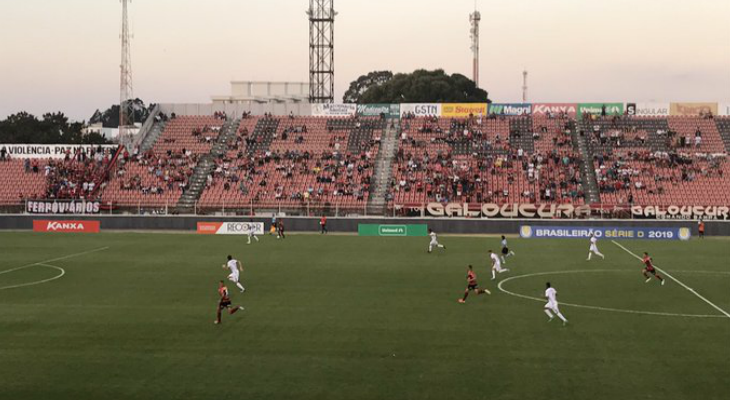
311, 104, 357, 117
670, 102, 718, 116
424, 202, 591, 218
440, 103, 488, 117
531, 103, 578, 117
358, 224, 428, 236
716, 103, 730, 116
627, 102, 670, 116
33, 220, 100, 233
577, 103, 624, 117
0, 144, 117, 159
26, 200, 102, 214
197, 222, 265, 235
400, 103, 441, 117
488, 103, 532, 116
520, 225, 691, 241
631, 205, 729, 220
356, 104, 400, 118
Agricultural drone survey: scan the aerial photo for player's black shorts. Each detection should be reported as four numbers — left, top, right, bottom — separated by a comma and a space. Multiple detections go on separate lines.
219, 300, 231, 309
467, 284, 478, 291
501, 247, 509, 255
645, 268, 656, 275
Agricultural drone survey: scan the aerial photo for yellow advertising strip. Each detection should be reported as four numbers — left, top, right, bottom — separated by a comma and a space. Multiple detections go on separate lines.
440, 103, 488, 117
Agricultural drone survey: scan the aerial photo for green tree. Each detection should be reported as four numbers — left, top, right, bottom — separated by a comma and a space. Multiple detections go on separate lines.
342, 71, 393, 103
350, 69, 489, 104
0, 112, 110, 144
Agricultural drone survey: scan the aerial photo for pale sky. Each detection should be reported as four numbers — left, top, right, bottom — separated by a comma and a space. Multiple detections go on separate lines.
0, 0, 729, 121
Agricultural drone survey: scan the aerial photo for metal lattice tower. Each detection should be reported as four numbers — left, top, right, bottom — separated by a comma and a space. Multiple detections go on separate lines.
119, 0, 134, 143
469, 7, 481, 87
522, 70, 528, 102
307, 0, 335, 103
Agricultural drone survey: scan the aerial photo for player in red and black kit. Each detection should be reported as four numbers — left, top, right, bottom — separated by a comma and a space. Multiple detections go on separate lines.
320, 215, 328, 234
277, 219, 286, 239
642, 252, 665, 285
215, 281, 243, 324
458, 265, 491, 303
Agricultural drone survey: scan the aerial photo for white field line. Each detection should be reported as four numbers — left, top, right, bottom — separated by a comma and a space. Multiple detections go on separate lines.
497, 270, 724, 319
0, 246, 109, 276
0, 264, 65, 290
611, 240, 730, 320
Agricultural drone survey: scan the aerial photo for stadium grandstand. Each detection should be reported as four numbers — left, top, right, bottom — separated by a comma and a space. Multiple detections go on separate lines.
3, 105, 729, 219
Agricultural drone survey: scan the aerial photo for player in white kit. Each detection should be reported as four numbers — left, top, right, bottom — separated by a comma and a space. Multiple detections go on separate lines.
223, 255, 246, 292
247, 221, 259, 245
544, 282, 568, 326
587, 233, 605, 261
500, 235, 516, 264
427, 229, 446, 253
489, 250, 509, 280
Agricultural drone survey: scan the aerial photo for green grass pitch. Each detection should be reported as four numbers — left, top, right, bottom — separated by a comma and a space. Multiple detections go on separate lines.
1, 231, 729, 400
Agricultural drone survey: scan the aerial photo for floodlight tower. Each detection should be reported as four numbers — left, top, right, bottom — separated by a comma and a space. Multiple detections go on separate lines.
307, 0, 336, 103
119, 0, 134, 144
522, 70, 528, 102
469, 6, 481, 87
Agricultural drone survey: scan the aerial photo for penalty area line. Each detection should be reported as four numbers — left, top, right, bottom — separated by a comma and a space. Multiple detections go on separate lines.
611, 240, 730, 320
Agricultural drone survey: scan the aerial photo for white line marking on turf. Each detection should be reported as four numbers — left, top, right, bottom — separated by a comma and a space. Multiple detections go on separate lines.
0, 246, 109, 276
611, 240, 730, 320
0, 264, 65, 290
0, 247, 108, 290
497, 269, 724, 319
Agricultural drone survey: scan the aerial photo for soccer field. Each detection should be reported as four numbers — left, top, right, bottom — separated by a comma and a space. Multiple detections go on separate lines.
1, 231, 729, 400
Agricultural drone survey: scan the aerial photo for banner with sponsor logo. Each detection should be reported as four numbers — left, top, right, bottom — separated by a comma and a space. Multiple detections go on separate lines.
627, 102, 670, 116
531, 103, 577, 117
311, 103, 357, 117
33, 220, 100, 233
424, 203, 591, 218
520, 225, 691, 240
26, 200, 101, 214
670, 102, 718, 116
631, 205, 729, 220
357, 224, 428, 236
400, 103, 442, 117
488, 103, 532, 116
0, 144, 117, 160
197, 222, 265, 235
719, 103, 730, 116
356, 104, 400, 118
577, 103, 624, 117
440, 103, 488, 117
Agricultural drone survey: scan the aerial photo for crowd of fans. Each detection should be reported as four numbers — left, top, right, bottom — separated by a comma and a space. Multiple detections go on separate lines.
113, 147, 197, 196
18, 146, 114, 200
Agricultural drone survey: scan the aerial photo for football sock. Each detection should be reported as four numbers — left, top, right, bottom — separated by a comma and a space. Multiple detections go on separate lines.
236, 282, 245, 291
544, 309, 554, 319
492, 269, 496, 279
462, 291, 469, 301
556, 312, 567, 323
587, 253, 592, 260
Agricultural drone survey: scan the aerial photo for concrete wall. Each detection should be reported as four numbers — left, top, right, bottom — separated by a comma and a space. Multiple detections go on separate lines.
1, 215, 727, 236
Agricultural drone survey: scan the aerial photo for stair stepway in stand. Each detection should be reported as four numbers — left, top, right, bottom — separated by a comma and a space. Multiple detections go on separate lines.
139, 121, 166, 153
570, 121, 601, 204
174, 118, 240, 213
366, 119, 399, 216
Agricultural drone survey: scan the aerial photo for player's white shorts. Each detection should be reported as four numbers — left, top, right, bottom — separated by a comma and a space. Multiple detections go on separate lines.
544, 301, 559, 313
589, 244, 598, 253
228, 272, 240, 283
492, 263, 503, 271
429, 239, 439, 246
